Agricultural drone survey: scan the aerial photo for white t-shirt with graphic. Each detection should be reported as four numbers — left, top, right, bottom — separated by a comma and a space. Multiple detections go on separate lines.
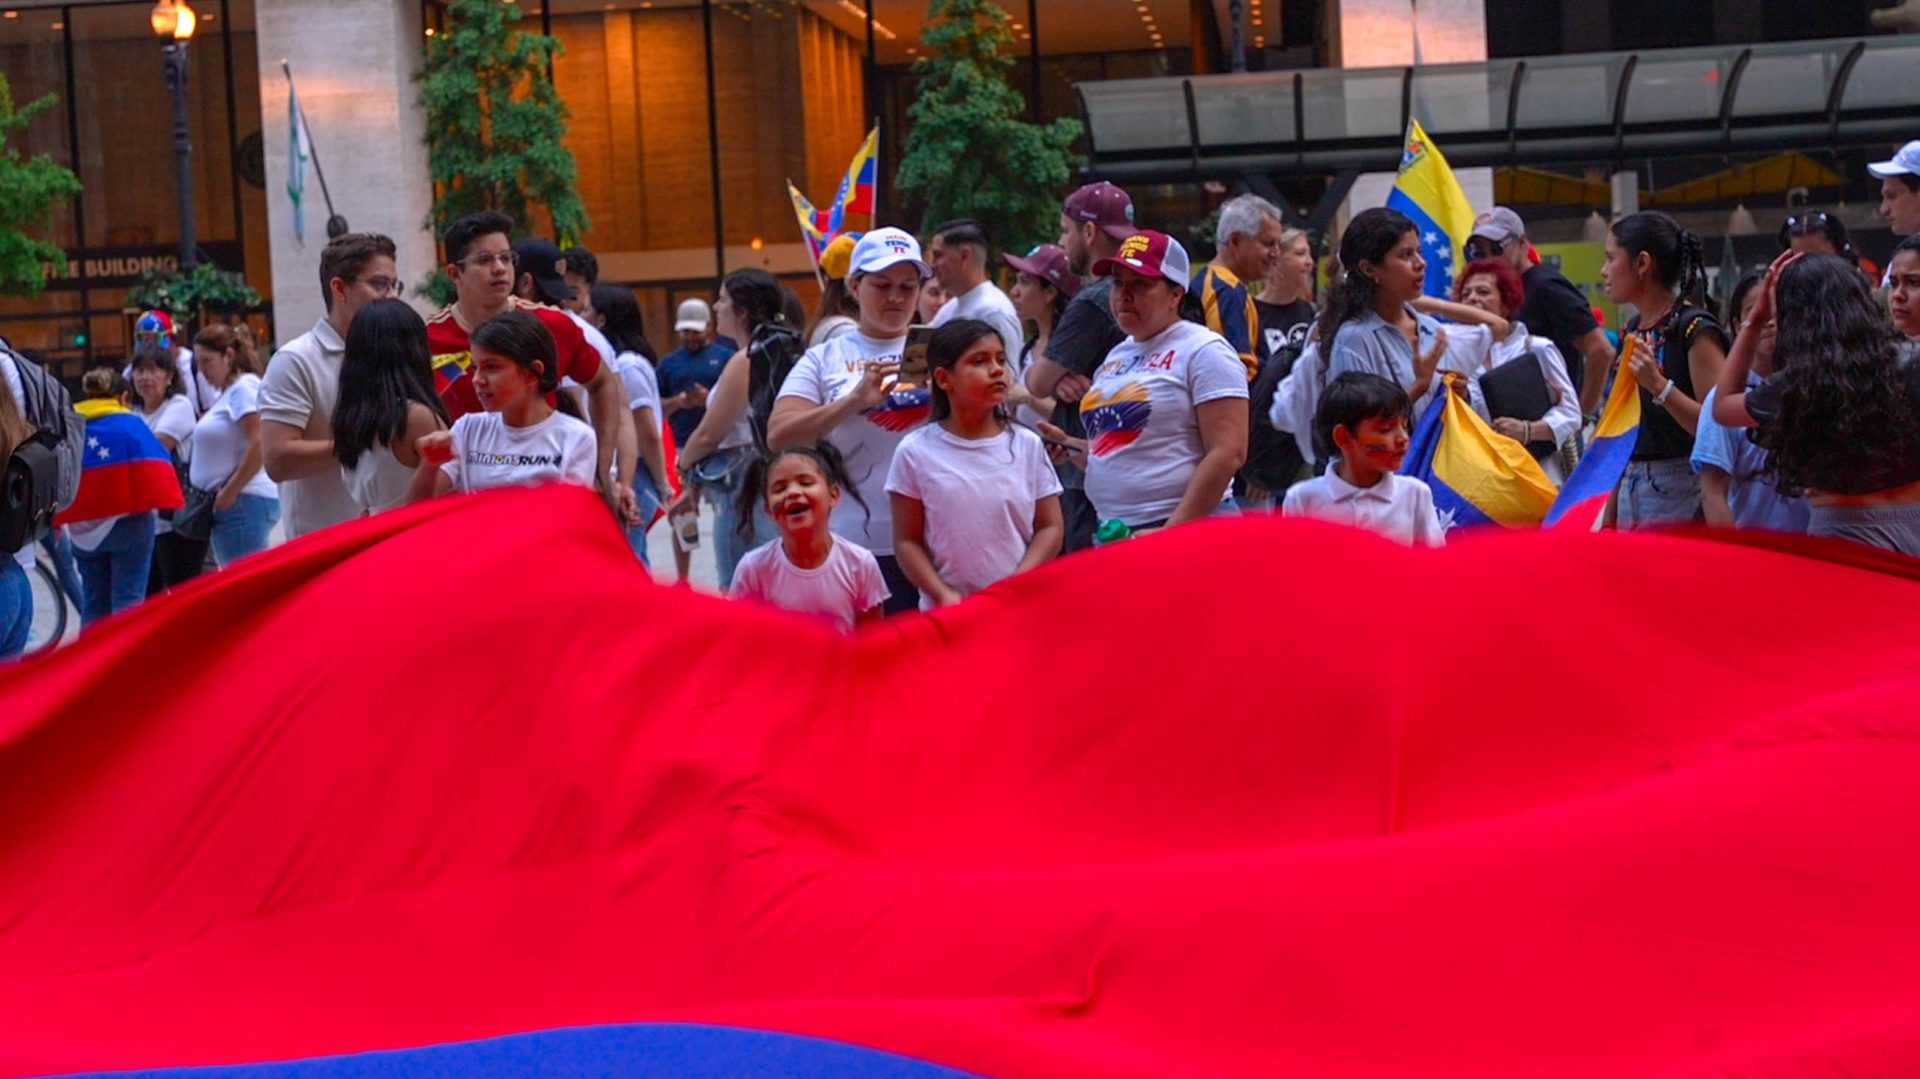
1079, 319, 1248, 527
441, 410, 597, 495
730, 535, 891, 633
885, 423, 1062, 610
776, 330, 920, 554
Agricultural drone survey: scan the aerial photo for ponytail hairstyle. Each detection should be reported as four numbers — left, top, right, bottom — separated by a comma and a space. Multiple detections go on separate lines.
1610, 211, 1707, 308
735, 440, 869, 542
80, 366, 122, 401
1315, 207, 1418, 356
193, 323, 259, 377
925, 318, 1011, 430
1749, 253, 1918, 495
1777, 209, 1856, 264
470, 310, 560, 395
334, 298, 449, 469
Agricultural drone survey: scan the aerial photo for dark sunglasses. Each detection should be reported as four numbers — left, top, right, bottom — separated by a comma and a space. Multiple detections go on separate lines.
1464, 237, 1507, 259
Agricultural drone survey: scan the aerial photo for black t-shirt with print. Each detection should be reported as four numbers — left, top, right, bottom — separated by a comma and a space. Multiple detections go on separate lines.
1253, 297, 1315, 365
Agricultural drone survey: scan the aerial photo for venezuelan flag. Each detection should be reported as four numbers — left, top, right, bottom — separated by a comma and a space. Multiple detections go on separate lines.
1544, 336, 1643, 530
1384, 119, 1477, 299
787, 180, 829, 267
829, 125, 880, 227
54, 399, 184, 526
1401, 376, 1557, 533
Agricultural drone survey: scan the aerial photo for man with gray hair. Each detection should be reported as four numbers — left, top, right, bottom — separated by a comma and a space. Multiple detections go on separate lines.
1192, 193, 1284, 380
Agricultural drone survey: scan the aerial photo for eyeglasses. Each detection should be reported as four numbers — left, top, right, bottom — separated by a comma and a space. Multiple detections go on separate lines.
351, 275, 404, 296
1464, 237, 1507, 259
456, 251, 518, 271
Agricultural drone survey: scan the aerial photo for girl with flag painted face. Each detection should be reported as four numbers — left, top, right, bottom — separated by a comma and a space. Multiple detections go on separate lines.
768, 228, 930, 613
1078, 230, 1248, 534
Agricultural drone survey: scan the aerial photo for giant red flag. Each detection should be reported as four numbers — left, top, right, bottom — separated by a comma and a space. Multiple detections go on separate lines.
3, 486, 1920, 1076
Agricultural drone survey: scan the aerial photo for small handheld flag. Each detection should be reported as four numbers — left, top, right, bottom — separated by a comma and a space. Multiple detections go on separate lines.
1401, 375, 1557, 534
1385, 120, 1477, 298
1544, 336, 1643, 530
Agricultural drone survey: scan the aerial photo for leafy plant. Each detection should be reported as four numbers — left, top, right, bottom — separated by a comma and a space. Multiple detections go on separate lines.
894, 0, 1084, 258
416, 0, 587, 252
0, 74, 83, 298
125, 264, 262, 325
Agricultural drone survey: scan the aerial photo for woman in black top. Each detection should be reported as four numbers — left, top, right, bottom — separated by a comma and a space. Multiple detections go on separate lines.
1713, 251, 1920, 556
1599, 211, 1727, 528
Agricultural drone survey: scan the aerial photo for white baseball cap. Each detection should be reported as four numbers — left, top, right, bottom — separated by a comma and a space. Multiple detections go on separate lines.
674, 298, 712, 333
849, 227, 931, 278
1869, 140, 1920, 179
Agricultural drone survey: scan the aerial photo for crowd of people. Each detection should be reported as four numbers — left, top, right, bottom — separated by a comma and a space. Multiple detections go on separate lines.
3, 137, 1919, 649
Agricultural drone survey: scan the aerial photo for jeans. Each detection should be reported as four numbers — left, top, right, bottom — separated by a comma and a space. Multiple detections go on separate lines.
626, 473, 664, 568
691, 447, 755, 589
210, 494, 280, 567
74, 511, 156, 626
147, 530, 210, 595
39, 529, 82, 610
1617, 458, 1701, 530
0, 559, 29, 660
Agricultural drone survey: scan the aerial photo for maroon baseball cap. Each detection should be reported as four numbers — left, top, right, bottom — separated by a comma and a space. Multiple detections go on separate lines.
1063, 181, 1138, 241
1003, 243, 1083, 297
1091, 230, 1191, 285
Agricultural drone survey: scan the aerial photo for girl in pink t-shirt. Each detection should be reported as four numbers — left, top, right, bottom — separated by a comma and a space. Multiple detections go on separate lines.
728, 444, 889, 632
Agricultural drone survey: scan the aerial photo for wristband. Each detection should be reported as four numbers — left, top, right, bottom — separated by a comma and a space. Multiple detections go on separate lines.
1653, 379, 1675, 407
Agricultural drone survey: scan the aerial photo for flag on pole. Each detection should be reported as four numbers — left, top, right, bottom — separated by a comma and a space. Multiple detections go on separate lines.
1544, 335, 1644, 529
787, 181, 830, 268
1385, 120, 1477, 298
287, 77, 314, 243
827, 126, 880, 232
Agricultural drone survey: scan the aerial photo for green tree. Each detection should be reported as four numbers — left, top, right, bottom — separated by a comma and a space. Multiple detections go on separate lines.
0, 74, 82, 298
894, 0, 1083, 257
415, 0, 587, 299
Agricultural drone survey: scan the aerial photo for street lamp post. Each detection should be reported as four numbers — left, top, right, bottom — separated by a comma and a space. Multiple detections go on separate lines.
151, 0, 199, 273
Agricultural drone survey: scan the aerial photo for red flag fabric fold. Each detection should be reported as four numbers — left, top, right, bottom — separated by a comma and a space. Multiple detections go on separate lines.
3, 486, 1919, 1076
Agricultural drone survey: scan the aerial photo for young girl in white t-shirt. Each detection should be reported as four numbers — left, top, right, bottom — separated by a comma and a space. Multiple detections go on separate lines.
409, 310, 598, 501
885, 319, 1063, 608
729, 443, 890, 632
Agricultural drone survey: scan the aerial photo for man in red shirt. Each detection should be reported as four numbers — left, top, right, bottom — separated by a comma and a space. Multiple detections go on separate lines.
427, 211, 636, 521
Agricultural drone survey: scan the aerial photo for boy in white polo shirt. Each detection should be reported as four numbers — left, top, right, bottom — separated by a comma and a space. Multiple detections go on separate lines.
1282, 371, 1444, 547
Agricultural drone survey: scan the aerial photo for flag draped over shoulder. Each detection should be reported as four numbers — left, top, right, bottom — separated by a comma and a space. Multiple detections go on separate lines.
1385, 120, 1477, 298
53, 399, 183, 526
1544, 336, 1644, 529
1401, 376, 1557, 533
6, 486, 1920, 1076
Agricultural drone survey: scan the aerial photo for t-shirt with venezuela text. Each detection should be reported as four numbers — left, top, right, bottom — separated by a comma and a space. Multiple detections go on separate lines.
776, 330, 920, 555
426, 298, 604, 421
442, 410, 598, 495
1080, 318, 1247, 527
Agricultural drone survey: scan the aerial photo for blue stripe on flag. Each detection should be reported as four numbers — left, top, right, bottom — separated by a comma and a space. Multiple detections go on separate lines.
1384, 190, 1458, 299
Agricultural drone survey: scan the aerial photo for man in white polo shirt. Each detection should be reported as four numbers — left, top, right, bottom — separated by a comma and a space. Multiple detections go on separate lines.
927, 218, 1025, 359
260, 233, 402, 538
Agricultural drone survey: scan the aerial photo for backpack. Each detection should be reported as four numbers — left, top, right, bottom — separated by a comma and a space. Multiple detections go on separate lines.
745, 322, 805, 450
1, 346, 83, 552
1241, 337, 1307, 492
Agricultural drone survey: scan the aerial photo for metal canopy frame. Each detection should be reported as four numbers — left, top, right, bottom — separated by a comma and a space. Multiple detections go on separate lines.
1076, 34, 1920, 183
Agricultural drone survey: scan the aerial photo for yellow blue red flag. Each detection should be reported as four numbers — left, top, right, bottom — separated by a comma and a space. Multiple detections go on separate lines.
787, 180, 829, 266
828, 126, 879, 229
1401, 376, 1558, 534
1544, 336, 1644, 529
1385, 119, 1477, 298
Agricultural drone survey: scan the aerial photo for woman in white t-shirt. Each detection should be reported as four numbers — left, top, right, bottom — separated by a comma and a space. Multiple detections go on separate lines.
886, 319, 1062, 608
332, 299, 450, 516
768, 227, 931, 613
587, 285, 672, 567
729, 443, 889, 632
128, 345, 204, 593
1074, 230, 1249, 533
410, 310, 598, 501
189, 324, 279, 567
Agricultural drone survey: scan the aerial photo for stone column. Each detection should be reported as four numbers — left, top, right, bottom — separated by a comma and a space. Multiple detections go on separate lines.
255, 0, 436, 339
1332, 0, 1492, 226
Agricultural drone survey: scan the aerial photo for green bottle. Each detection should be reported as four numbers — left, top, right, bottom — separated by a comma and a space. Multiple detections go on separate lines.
1095, 518, 1133, 545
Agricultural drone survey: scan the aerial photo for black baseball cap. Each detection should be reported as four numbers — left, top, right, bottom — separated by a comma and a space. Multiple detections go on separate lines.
510, 237, 574, 304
